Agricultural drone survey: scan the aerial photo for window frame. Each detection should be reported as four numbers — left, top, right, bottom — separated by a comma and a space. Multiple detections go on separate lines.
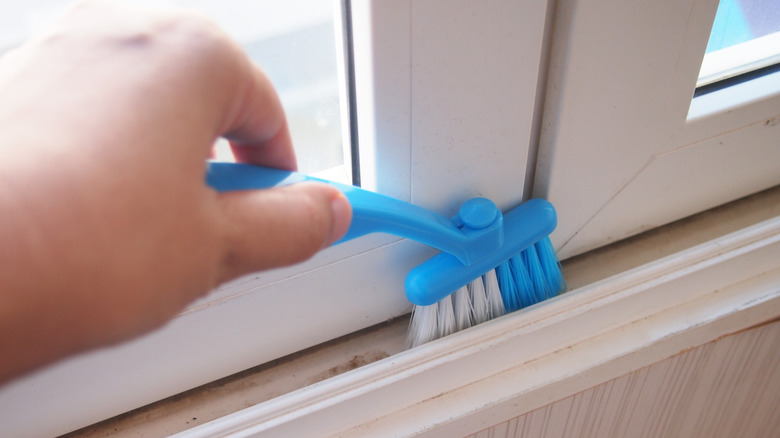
535, 0, 780, 259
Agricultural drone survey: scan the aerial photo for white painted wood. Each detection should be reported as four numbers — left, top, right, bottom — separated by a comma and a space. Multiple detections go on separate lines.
535, 0, 780, 259
0, 2, 548, 436
466, 320, 780, 438
175, 216, 780, 437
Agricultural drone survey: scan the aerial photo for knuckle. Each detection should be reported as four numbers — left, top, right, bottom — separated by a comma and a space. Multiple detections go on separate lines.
157, 11, 230, 52
216, 187, 337, 280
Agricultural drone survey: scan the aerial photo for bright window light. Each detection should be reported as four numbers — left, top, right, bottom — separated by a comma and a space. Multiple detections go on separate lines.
0, 0, 349, 177
698, 0, 780, 87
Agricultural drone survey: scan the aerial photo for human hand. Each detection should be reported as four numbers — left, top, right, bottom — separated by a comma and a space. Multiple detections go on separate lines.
0, 0, 351, 382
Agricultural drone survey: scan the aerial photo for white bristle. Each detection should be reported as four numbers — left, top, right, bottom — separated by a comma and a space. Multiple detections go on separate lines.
469, 277, 489, 325
437, 295, 456, 339
483, 269, 506, 319
408, 303, 439, 347
452, 285, 474, 331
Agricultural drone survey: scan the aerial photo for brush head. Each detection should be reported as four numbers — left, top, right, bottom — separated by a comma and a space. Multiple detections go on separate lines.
407, 235, 565, 347
405, 199, 558, 306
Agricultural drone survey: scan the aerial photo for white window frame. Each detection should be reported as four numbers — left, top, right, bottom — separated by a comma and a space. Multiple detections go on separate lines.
0, 1, 550, 436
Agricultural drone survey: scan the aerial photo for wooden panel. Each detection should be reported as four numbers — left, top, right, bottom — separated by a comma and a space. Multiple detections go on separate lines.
467, 319, 780, 438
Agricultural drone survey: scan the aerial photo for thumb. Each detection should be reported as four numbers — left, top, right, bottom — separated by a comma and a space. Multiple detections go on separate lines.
215, 182, 352, 282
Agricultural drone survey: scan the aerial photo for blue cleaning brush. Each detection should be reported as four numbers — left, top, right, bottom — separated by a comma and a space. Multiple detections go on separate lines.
206, 161, 565, 346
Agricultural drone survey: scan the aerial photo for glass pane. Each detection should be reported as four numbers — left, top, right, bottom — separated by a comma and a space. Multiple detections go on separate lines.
699, 0, 780, 87
0, 0, 348, 176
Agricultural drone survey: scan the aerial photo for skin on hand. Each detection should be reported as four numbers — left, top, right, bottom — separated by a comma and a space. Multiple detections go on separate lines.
0, 0, 351, 383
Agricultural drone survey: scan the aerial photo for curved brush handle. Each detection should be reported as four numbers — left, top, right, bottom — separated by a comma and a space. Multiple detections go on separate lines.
205, 161, 503, 265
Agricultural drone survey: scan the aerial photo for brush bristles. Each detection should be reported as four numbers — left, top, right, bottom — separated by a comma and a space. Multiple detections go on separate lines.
469, 275, 489, 325
483, 269, 506, 320
408, 237, 565, 347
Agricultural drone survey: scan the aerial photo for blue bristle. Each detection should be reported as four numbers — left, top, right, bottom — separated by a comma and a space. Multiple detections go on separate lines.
521, 245, 548, 303
495, 262, 521, 312
536, 237, 566, 296
508, 255, 535, 308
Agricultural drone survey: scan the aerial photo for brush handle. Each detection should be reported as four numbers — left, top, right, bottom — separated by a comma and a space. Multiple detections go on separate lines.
205, 161, 503, 265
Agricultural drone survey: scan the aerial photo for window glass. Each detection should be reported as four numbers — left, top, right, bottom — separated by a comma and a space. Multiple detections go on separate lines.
698, 0, 780, 87
0, 0, 347, 176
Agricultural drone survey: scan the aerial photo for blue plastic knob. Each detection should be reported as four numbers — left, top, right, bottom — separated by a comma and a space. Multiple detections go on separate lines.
459, 198, 499, 229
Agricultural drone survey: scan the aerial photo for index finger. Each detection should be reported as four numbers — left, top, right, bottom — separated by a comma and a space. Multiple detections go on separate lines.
222, 60, 297, 171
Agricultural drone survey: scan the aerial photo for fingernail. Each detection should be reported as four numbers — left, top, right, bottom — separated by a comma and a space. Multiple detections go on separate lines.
327, 192, 352, 247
